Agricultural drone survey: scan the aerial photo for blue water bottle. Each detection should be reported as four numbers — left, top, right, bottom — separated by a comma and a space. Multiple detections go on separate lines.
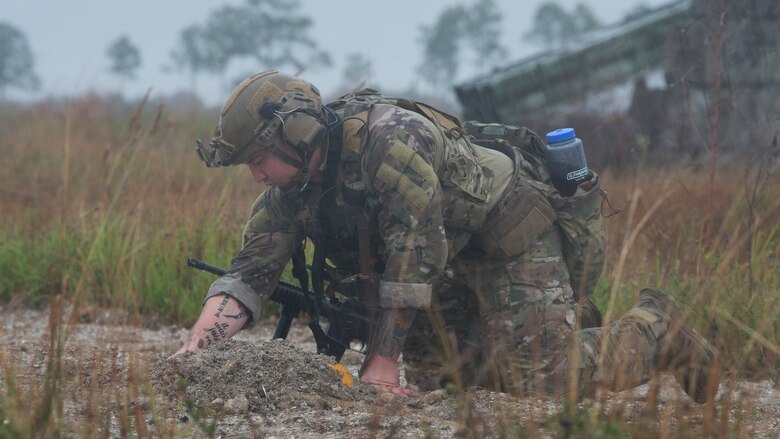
545, 128, 589, 196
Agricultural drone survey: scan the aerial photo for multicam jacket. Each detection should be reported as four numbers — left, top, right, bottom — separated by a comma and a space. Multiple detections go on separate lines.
204, 100, 517, 318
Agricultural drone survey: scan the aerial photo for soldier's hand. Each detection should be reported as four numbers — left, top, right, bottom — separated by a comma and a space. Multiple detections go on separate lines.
364, 379, 417, 397
360, 353, 417, 398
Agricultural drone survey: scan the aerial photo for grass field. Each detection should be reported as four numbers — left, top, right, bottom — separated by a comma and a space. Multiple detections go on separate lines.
1, 95, 778, 437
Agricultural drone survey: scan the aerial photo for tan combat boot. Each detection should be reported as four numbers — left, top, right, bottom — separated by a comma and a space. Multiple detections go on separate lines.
623, 288, 719, 403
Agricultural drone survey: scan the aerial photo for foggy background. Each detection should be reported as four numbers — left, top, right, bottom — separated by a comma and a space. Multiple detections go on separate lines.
1, 0, 666, 105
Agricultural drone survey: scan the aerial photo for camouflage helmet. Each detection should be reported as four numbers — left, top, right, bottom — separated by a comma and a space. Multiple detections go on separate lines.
195, 70, 328, 168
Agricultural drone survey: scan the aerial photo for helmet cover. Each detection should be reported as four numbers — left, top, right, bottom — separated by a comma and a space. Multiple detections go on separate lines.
195, 70, 327, 168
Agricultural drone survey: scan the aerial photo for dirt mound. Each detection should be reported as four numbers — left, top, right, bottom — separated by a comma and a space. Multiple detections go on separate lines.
150, 338, 374, 413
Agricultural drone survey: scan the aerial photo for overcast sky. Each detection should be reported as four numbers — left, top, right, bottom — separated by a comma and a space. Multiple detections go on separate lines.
2, 0, 671, 105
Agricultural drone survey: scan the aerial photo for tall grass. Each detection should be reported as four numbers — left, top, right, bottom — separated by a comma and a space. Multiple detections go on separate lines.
1, 95, 265, 325
0, 95, 778, 437
1, 95, 778, 373
595, 169, 780, 377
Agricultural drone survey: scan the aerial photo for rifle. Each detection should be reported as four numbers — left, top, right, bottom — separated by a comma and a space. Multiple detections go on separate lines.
186, 257, 369, 362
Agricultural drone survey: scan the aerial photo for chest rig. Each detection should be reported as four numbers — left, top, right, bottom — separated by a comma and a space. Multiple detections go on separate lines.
317, 91, 607, 312
328, 89, 499, 244
315, 94, 382, 307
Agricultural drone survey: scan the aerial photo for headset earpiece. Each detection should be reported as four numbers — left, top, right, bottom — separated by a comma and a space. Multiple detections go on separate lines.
260, 101, 282, 120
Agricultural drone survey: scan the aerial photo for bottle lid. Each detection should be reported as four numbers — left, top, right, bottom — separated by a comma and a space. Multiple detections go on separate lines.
546, 128, 576, 143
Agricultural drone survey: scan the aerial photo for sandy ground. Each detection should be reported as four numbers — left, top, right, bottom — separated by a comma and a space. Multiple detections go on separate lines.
1, 304, 779, 438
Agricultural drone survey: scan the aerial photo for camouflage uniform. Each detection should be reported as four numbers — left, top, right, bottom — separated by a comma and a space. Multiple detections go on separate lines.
203, 100, 698, 399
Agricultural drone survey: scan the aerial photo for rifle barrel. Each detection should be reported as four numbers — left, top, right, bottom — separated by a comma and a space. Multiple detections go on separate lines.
186, 257, 227, 276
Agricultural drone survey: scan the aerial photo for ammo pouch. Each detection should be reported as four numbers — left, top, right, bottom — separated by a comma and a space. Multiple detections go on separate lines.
478, 176, 556, 260
545, 172, 606, 301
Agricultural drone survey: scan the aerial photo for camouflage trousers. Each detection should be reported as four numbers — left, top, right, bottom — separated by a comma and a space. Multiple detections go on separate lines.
403, 227, 659, 398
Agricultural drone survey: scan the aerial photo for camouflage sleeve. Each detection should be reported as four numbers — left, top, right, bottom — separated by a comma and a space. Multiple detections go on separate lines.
203, 188, 301, 319
363, 106, 448, 309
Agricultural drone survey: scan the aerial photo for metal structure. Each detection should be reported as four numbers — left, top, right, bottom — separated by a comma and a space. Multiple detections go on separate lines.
455, 0, 694, 123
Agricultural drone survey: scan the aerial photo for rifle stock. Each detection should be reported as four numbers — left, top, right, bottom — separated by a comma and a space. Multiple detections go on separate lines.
186, 257, 369, 361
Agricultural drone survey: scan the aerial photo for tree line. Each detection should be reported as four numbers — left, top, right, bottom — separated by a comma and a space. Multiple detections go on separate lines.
1, 0, 638, 101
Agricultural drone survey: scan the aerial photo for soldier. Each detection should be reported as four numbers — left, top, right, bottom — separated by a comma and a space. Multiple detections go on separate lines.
173, 71, 719, 402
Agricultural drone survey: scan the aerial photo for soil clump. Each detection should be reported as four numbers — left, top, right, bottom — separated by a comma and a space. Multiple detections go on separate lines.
151, 338, 374, 413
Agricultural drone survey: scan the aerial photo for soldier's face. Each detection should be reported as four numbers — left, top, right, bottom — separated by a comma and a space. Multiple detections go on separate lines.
246, 147, 300, 188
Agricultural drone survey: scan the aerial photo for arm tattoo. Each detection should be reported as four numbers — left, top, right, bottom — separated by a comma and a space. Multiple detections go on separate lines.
224, 311, 249, 320
197, 334, 214, 350
196, 323, 230, 350
373, 308, 416, 358
207, 322, 230, 341
213, 296, 230, 318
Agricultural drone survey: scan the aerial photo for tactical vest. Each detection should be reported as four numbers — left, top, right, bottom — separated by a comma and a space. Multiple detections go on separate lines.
328, 90, 502, 236
326, 90, 607, 302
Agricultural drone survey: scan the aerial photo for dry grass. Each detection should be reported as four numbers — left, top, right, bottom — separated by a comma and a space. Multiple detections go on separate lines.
0, 95, 778, 437
0, 94, 263, 324
597, 167, 780, 377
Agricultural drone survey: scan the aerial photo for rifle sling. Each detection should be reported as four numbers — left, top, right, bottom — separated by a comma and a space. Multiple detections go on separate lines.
357, 211, 378, 310
309, 122, 344, 355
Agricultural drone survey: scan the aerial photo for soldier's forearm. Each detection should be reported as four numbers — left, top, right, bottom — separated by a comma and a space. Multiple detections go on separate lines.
372, 307, 416, 358
175, 294, 250, 355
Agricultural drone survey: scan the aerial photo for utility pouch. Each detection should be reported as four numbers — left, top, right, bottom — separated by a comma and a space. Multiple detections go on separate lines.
442, 196, 489, 232
546, 172, 605, 301
442, 139, 493, 203
479, 178, 556, 260
440, 138, 493, 233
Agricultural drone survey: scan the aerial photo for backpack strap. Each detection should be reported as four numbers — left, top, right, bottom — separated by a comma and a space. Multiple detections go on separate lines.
330, 89, 464, 139
413, 101, 462, 133
330, 96, 380, 312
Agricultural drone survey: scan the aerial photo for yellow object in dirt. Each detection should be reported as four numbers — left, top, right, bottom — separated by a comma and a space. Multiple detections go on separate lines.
329, 363, 354, 387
